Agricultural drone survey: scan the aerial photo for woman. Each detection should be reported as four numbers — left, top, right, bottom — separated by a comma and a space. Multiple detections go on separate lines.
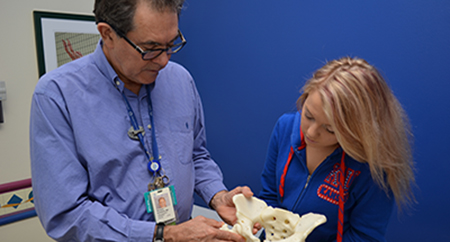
259, 57, 415, 241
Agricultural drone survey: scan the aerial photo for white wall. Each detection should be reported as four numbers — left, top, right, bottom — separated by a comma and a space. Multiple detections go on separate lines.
0, 0, 95, 241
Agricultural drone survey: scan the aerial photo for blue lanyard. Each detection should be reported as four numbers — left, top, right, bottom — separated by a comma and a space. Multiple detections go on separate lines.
119, 84, 161, 174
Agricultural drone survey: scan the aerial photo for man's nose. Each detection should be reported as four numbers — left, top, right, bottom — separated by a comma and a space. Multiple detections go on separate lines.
152, 51, 171, 66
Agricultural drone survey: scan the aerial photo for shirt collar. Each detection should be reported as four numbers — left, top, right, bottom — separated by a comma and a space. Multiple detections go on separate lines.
92, 39, 124, 92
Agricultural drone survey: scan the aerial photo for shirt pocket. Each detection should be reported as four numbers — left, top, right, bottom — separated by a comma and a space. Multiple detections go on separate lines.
169, 116, 194, 165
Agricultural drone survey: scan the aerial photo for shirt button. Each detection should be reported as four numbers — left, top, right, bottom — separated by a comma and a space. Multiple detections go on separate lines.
148, 124, 152, 129
115, 81, 120, 86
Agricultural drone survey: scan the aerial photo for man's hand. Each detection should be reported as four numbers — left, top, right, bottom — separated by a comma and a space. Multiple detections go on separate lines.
163, 216, 245, 242
210, 186, 262, 234
210, 186, 253, 225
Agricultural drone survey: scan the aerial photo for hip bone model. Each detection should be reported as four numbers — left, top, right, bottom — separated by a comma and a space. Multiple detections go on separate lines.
221, 194, 326, 242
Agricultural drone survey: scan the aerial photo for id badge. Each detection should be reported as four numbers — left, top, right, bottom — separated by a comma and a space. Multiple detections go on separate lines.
144, 185, 177, 224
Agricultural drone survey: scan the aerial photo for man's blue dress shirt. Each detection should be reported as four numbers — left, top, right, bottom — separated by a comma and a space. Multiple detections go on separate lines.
30, 41, 227, 241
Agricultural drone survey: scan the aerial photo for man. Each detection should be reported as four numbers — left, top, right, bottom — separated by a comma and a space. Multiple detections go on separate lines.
30, 0, 255, 241
159, 197, 167, 208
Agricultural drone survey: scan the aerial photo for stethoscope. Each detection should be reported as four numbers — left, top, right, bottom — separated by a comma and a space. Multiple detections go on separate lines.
115, 81, 169, 186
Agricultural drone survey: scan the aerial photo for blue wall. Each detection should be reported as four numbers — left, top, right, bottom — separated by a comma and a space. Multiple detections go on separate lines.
172, 1, 450, 240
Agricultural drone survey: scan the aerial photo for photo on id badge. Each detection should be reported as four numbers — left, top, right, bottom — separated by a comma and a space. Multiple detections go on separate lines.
150, 187, 176, 224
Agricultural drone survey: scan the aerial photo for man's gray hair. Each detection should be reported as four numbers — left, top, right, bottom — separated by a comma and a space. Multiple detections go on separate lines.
94, 0, 185, 34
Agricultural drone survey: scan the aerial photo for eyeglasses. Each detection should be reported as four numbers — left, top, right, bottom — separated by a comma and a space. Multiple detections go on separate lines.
107, 22, 186, 60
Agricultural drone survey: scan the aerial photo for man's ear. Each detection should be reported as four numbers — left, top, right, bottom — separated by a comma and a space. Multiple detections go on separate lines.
97, 22, 117, 48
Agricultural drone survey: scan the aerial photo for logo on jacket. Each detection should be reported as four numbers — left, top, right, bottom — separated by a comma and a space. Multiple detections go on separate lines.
317, 163, 361, 205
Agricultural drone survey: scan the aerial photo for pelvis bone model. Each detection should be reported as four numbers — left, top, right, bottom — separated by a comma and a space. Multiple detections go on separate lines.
220, 194, 327, 242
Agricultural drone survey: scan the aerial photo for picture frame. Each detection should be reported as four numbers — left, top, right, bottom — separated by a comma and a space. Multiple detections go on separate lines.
33, 11, 100, 77
0, 179, 35, 226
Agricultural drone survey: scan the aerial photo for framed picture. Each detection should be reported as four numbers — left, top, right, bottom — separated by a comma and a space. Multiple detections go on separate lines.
0, 179, 35, 226
33, 11, 101, 77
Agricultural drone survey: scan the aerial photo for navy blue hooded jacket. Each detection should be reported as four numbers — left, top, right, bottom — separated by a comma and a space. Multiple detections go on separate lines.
259, 112, 394, 242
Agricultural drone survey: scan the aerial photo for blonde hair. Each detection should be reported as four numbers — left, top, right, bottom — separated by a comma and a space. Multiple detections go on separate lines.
297, 57, 415, 209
